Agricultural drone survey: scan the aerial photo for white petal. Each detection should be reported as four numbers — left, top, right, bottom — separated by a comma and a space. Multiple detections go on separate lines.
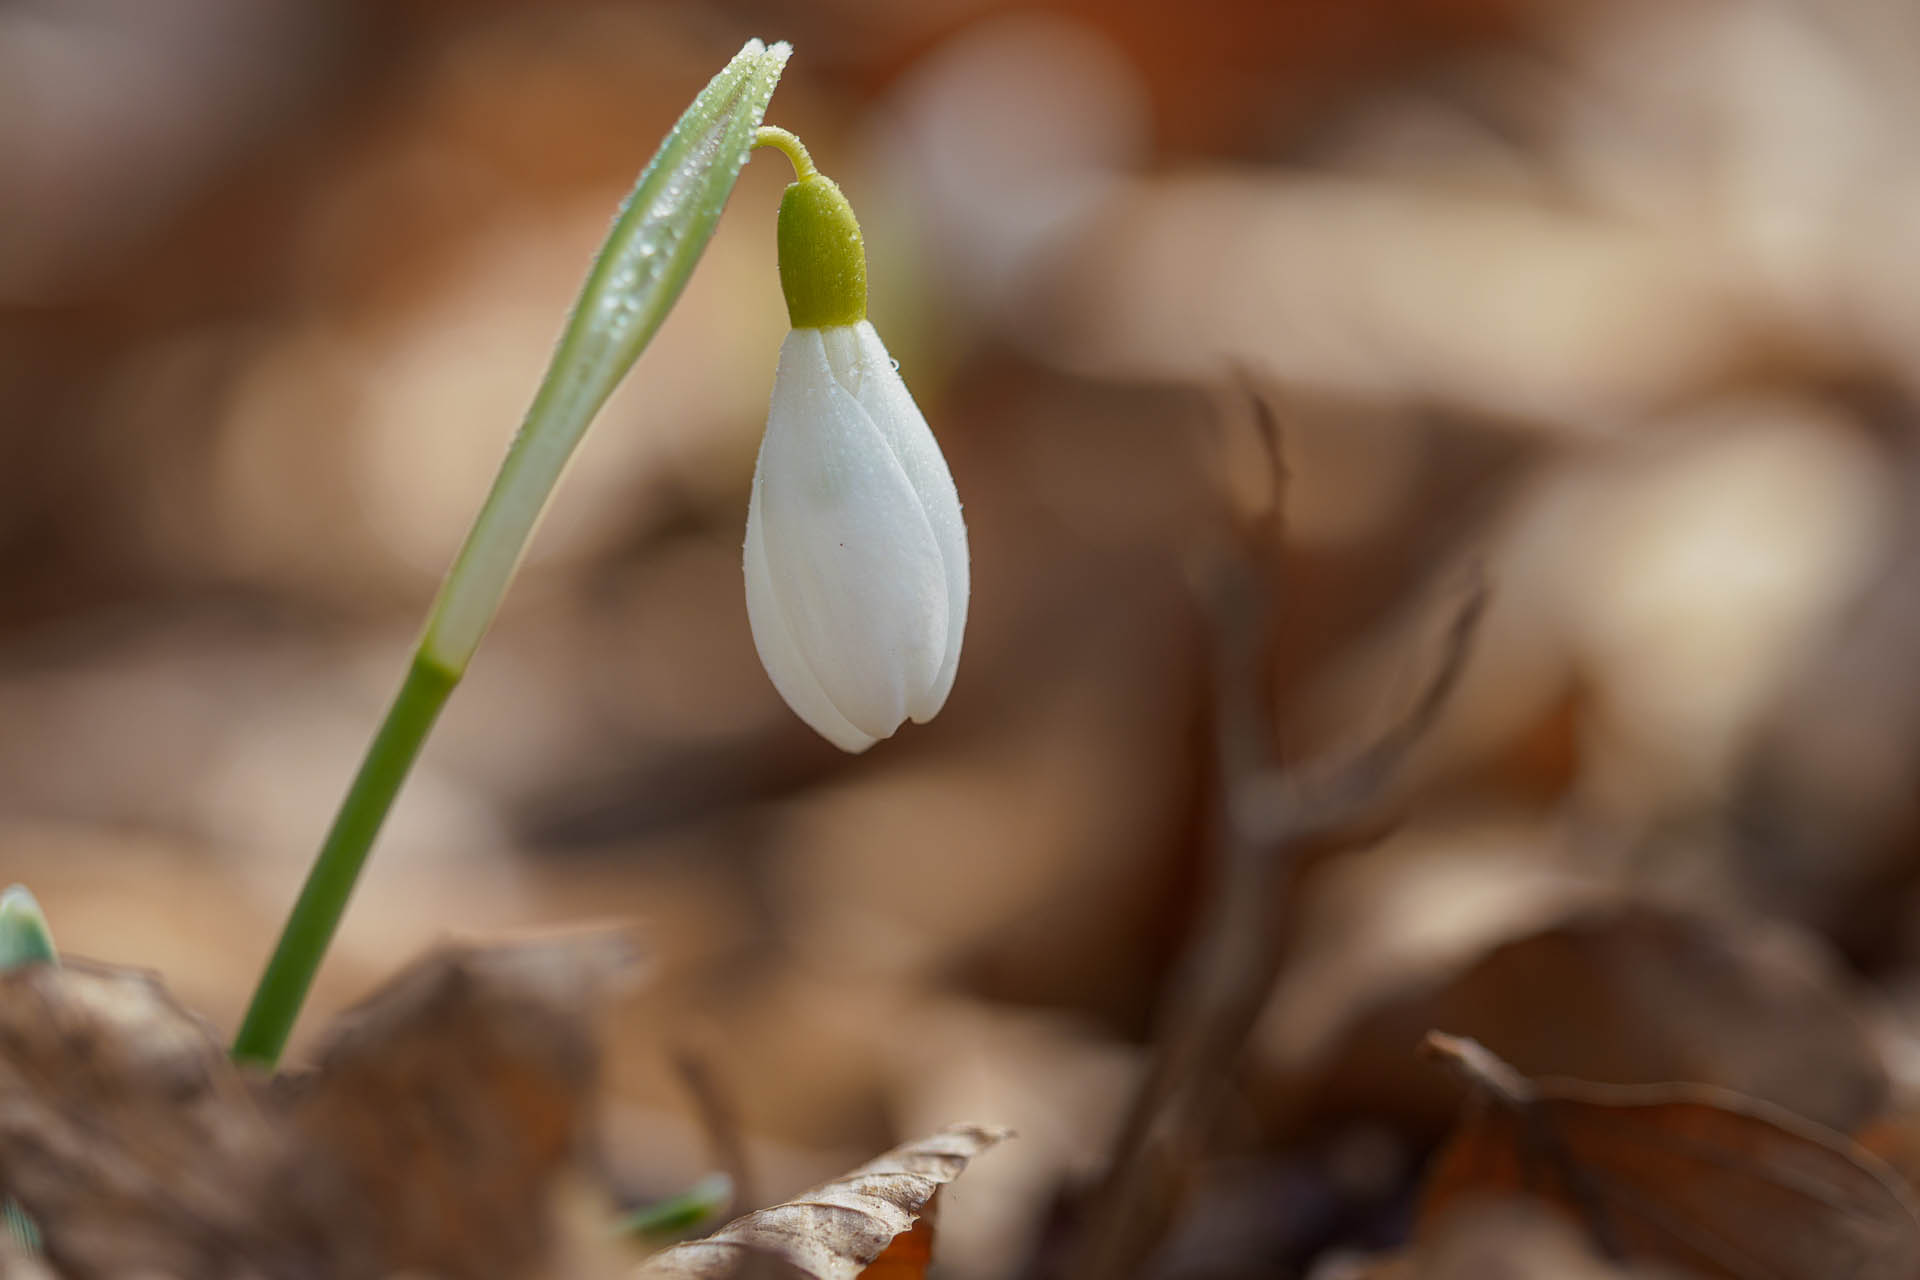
756, 328, 948, 739
744, 466, 877, 753
826, 321, 970, 719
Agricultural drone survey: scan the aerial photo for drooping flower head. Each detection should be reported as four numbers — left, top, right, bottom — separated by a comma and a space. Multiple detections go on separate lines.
745, 133, 969, 752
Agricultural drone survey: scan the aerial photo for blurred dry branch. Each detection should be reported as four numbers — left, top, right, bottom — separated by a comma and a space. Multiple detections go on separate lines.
1070, 389, 1487, 1279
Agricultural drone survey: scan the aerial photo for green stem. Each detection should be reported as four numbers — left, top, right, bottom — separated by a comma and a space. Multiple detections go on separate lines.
228, 38, 790, 1070
230, 654, 457, 1065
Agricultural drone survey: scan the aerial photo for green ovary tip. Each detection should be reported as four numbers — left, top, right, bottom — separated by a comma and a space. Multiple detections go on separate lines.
758, 129, 867, 329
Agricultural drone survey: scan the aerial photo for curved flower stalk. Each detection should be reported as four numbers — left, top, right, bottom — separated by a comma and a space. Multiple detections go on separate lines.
745, 130, 969, 752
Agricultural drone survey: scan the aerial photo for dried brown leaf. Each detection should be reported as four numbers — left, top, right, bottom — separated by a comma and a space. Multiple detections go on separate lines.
1293, 903, 1887, 1139
1419, 1033, 1920, 1280
290, 929, 640, 1280
856, 1214, 935, 1280
634, 1124, 1010, 1280
0, 933, 636, 1279
0, 959, 345, 1277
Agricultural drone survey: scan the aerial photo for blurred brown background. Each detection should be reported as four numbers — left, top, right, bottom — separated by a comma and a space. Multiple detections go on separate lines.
11, 0, 1920, 1275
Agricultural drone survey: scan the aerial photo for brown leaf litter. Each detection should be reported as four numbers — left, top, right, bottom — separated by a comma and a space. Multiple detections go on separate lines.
0, 933, 1009, 1279
1416, 1032, 1920, 1280
635, 1124, 1009, 1280
0, 932, 636, 1278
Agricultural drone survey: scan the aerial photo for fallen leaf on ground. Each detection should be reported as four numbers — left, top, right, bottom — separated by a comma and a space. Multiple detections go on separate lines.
290, 929, 640, 1279
858, 1214, 935, 1280
1418, 1032, 1920, 1279
634, 1124, 1010, 1280
0, 931, 637, 1279
0, 959, 338, 1277
1284, 901, 1886, 1138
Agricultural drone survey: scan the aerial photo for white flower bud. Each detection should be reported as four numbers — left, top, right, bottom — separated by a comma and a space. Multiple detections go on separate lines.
744, 320, 969, 751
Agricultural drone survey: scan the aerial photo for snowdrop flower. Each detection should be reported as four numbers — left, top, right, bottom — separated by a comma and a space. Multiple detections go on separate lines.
745, 131, 969, 752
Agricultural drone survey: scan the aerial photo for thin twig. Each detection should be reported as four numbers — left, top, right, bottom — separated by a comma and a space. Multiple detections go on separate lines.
1235, 568, 1487, 847
1068, 385, 1487, 1280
